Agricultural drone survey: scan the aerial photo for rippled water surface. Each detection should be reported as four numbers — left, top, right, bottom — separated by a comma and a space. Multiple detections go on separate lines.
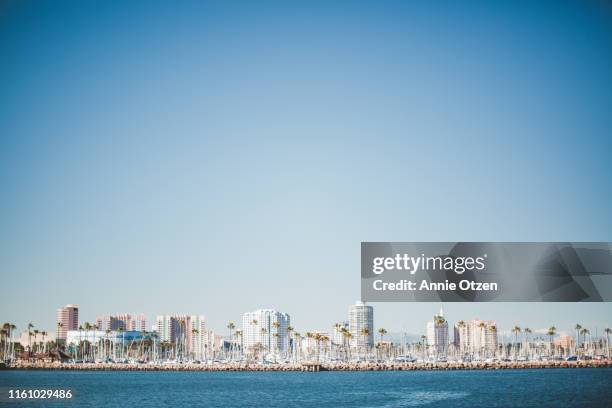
1, 368, 611, 407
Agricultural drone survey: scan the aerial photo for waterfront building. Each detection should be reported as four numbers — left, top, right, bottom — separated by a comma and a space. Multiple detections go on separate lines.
454, 319, 498, 355
222, 338, 242, 353
426, 307, 449, 357
554, 333, 573, 352
155, 315, 207, 359
18, 331, 56, 349
333, 321, 349, 346
96, 314, 147, 332
241, 309, 290, 355
65, 329, 150, 345
190, 317, 210, 359
302, 331, 331, 360
56, 304, 79, 342
207, 331, 224, 353
349, 301, 373, 348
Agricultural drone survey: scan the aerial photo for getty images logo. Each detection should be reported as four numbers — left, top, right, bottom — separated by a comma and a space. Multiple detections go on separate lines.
372, 253, 487, 275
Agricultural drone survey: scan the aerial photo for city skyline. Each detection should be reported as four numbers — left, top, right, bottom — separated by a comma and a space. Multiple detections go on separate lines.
4, 301, 610, 344
6, 299, 610, 367
1, 1, 611, 337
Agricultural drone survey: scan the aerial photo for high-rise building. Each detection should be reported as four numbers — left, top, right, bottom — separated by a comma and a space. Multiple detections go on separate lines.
56, 304, 79, 341
241, 309, 290, 355
426, 307, 449, 357
189, 316, 209, 359
96, 314, 147, 332
155, 315, 207, 359
454, 319, 498, 355
349, 301, 373, 348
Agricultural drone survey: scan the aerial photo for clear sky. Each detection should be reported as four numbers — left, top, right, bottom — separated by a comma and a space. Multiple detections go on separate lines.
1, 1, 611, 338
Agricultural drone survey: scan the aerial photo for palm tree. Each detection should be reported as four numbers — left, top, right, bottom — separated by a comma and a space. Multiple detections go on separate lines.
84, 322, 94, 361
1, 325, 7, 361
2, 323, 16, 361
434, 316, 446, 326
434, 316, 446, 354
103, 329, 111, 359
234, 330, 243, 359
377, 328, 388, 361
341, 328, 351, 361
77, 325, 84, 359
27, 323, 34, 357
117, 327, 125, 360
191, 328, 199, 360
313, 333, 322, 362
93, 325, 100, 360
604, 328, 611, 360
511, 326, 521, 359
319, 334, 329, 357
346, 332, 353, 361
456, 320, 466, 356
41, 331, 48, 354
11, 324, 17, 357
305, 332, 314, 360
271, 322, 280, 356
32, 330, 40, 353
149, 332, 158, 361
286, 326, 294, 361
574, 324, 582, 355
580, 328, 590, 355
360, 328, 370, 360
523, 328, 532, 358
420, 335, 427, 360
260, 328, 267, 362
478, 322, 486, 358
56, 322, 63, 346
27, 323, 34, 348
378, 328, 387, 343
8, 323, 16, 360
334, 323, 343, 348
293, 331, 302, 362
272, 332, 280, 359
177, 319, 186, 361
227, 322, 235, 361
249, 319, 258, 358
490, 325, 498, 358
547, 326, 557, 357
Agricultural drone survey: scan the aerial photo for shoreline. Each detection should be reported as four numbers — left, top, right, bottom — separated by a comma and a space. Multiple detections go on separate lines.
5, 360, 611, 372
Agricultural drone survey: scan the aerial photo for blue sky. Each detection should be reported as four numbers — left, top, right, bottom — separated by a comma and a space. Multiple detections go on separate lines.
1, 1, 611, 337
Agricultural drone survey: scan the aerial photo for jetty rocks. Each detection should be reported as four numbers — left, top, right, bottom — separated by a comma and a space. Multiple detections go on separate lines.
8, 360, 612, 372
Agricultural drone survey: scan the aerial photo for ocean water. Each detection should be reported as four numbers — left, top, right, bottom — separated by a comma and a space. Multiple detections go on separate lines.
0, 368, 611, 407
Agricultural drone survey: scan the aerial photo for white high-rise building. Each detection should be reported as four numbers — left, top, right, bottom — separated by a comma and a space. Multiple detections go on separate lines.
189, 316, 210, 359
349, 301, 373, 348
454, 319, 498, 355
426, 307, 449, 357
241, 309, 290, 355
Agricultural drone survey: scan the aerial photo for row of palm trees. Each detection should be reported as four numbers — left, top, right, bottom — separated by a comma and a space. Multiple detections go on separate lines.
505, 324, 611, 359
1, 322, 55, 361
1, 323, 18, 361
